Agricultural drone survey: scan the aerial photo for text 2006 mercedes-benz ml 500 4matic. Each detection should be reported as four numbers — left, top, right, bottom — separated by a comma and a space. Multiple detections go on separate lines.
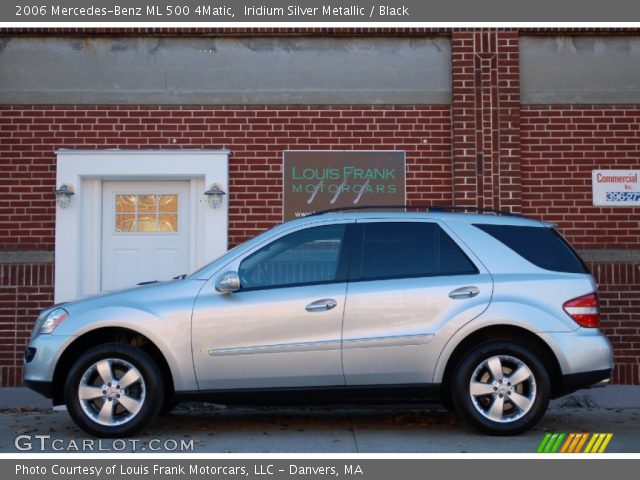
24, 207, 613, 437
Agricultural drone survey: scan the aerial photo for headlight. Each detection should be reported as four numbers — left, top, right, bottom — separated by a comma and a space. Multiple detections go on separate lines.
39, 308, 69, 334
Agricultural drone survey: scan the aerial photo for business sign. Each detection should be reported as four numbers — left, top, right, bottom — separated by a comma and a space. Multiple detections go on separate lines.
283, 151, 405, 220
592, 169, 640, 206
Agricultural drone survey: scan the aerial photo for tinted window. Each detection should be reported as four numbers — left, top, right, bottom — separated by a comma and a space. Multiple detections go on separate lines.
474, 224, 588, 274
238, 224, 347, 290
352, 222, 478, 281
439, 229, 479, 275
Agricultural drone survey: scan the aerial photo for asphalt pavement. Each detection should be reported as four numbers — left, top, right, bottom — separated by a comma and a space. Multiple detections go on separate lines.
1, 386, 639, 453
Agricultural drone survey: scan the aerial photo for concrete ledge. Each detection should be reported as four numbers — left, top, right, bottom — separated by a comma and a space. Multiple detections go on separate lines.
0, 250, 637, 265
0, 251, 54, 264
577, 249, 640, 264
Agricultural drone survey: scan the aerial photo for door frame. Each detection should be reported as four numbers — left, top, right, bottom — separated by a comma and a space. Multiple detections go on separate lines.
55, 150, 229, 303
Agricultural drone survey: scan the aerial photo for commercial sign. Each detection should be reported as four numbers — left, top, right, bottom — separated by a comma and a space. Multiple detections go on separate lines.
283, 151, 405, 220
592, 169, 640, 206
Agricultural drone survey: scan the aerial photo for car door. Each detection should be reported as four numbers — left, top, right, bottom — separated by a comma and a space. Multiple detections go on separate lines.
191, 220, 354, 390
342, 218, 493, 385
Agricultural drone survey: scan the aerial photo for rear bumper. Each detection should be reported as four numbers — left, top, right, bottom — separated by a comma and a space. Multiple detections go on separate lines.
557, 368, 612, 397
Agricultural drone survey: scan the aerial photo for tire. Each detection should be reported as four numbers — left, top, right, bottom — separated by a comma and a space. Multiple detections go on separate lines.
159, 397, 178, 416
451, 341, 550, 435
64, 343, 164, 437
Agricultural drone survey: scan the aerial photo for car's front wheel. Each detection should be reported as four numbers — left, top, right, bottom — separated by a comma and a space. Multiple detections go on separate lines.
452, 341, 550, 435
64, 343, 164, 437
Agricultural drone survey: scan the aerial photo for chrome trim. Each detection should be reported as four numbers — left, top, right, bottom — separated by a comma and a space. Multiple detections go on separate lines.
206, 333, 435, 356
449, 286, 480, 299
208, 339, 342, 356
305, 298, 337, 312
342, 333, 435, 349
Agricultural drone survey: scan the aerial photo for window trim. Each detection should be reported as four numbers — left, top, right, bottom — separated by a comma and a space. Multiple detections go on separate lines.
348, 221, 479, 283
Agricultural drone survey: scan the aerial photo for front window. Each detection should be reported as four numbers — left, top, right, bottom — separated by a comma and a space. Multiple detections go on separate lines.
238, 224, 348, 290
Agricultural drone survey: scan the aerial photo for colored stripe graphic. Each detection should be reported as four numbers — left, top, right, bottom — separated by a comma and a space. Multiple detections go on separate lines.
537, 433, 613, 453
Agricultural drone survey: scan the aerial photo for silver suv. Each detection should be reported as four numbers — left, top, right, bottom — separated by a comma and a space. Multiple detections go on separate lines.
24, 208, 613, 437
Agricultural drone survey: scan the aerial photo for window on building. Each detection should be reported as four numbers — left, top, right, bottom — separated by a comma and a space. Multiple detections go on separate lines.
115, 194, 179, 233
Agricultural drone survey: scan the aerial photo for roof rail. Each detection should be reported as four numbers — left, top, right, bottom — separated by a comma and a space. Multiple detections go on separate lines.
307, 205, 525, 217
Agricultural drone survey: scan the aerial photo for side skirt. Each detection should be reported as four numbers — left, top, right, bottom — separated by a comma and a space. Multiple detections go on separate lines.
174, 384, 442, 406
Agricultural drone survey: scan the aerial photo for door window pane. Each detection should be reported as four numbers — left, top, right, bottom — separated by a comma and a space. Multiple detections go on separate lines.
357, 222, 438, 280
353, 222, 478, 281
239, 224, 347, 290
115, 214, 136, 233
114, 194, 179, 233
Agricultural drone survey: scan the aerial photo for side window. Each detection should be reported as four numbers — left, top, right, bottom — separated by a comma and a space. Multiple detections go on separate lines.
351, 222, 478, 281
238, 224, 348, 290
438, 229, 479, 275
474, 224, 589, 274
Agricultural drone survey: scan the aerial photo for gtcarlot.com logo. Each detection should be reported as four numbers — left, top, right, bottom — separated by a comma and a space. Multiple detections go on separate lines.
537, 433, 613, 454
14, 434, 194, 452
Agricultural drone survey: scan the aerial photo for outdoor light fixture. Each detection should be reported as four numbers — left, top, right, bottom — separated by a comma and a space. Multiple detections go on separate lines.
54, 184, 75, 209
204, 184, 226, 209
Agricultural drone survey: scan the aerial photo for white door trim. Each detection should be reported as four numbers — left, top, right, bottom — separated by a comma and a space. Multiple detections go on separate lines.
55, 150, 229, 303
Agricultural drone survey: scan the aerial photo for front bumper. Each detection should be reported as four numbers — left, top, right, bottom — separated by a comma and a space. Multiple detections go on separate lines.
24, 379, 53, 398
23, 333, 74, 397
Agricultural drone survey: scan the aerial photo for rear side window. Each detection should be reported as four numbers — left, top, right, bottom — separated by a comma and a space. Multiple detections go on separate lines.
351, 222, 478, 281
474, 224, 588, 274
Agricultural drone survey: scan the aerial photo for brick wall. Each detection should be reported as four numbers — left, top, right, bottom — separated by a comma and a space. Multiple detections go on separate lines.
587, 263, 640, 385
0, 264, 53, 386
521, 105, 640, 249
451, 30, 522, 211
0, 105, 452, 249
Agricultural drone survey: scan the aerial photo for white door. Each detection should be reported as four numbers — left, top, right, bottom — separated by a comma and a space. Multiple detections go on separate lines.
101, 181, 190, 291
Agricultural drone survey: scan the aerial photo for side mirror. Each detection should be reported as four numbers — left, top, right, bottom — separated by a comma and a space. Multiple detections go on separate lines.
215, 271, 241, 294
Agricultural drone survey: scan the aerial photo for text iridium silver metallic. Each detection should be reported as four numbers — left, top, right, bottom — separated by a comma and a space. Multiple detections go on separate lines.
24, 211, 613, 436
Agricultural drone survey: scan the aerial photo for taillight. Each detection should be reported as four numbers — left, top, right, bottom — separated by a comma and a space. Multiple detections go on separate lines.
563, 293, 600, 328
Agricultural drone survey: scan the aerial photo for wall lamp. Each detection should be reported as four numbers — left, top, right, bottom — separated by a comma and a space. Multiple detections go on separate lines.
54, 184, 75, 209
204, 184, 226, 209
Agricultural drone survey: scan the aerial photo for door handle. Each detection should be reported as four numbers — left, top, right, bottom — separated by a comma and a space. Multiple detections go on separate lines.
305, 298, 337, 312
449, 286, 480, 299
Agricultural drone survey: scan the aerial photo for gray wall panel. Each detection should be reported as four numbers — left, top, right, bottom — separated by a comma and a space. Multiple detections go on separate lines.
521, 36, 640, 104
0, 36, 451, 104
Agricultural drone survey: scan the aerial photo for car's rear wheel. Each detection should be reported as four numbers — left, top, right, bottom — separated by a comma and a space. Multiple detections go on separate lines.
452, 341, 550, 435
64, 343, 163, 437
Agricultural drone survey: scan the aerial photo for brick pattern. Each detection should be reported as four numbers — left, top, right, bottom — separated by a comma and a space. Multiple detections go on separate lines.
521, 105, 640, 250
0, 264, 53, 386
450, 30, 521, 211
0, 105, 452, 249
588, 263, 640, 385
